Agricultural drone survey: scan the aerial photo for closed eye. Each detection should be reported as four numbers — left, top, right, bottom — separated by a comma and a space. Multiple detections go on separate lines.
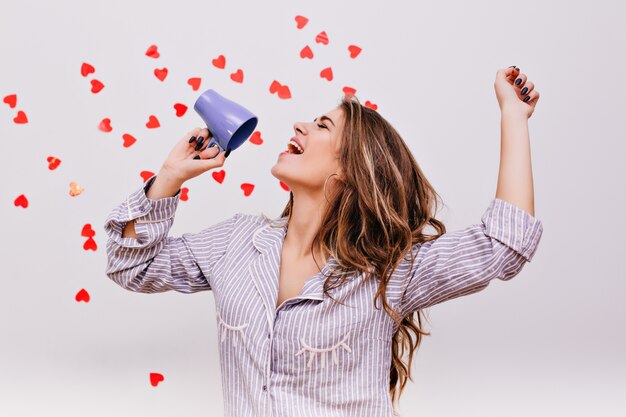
317, 123, 327, 129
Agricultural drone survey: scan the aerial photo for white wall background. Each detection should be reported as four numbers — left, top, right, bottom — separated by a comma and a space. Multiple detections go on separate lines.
1, 0, 624, 416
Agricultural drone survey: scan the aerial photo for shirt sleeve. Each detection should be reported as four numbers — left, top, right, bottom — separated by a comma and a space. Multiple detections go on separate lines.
103, 175, 240, 294
398, 198, 544, 316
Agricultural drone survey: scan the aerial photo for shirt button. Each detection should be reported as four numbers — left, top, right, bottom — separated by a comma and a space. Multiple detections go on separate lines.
262, 385, 267, 391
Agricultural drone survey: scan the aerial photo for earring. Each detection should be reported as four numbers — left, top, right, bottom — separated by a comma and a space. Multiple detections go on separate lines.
323, 173, 339, 204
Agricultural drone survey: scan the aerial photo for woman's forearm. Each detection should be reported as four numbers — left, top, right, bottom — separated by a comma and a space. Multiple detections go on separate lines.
495, 108, 536, 217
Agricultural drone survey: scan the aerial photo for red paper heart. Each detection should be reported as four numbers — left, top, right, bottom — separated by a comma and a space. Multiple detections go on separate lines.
150, 372, 164, 387
230, 69, 244, 83
295, 15, 309, 29
47, 156, 61, 170
14, 194, 28, 208
90, 79, 104, 93
122, 133, 137, 148
187, 77, 201, 91
81, 224, 95, 238
154, 67, 168, 81
212, 170, 226, 184
320, 67, 333, 81
98, 118, 112, 132
81, 62, 95, 77
75, 288, 90, 302
3, 94, 17, 108
348, 45, 362, 58
342, 86, 357, 98
240, 183, 255, 196
300, 45, 313, 59
249, 131, 263, 145
180, 187, 189, 201
83, 237, 97, 251
277, 85, 292, 99
269, 80, 282, 94
174, 103, 187, 117
145, 44, 160, 58
140, 171, 155, 182
212, 55, 226, 69
279, 180, 290, 191
364, 100, 378, 110
13, 110, 28, 124
315, 31, 329, 45
146, 115, 160, 128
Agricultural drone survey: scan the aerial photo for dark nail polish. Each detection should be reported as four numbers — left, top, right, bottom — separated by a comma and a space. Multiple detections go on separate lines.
188, 135, 197, 143
193, 155, 201, 159
520, 87, 528, 95
195, 137, 205, 151
523, 96, 531, 102
508, 65, 515, 68
224, 148, 231, 158
515, 78, 522, 85
208, 142, 217, 148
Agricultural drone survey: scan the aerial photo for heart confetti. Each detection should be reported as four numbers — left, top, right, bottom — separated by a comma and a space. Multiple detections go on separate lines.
140, 171, 155, 182
279, 181, 290, 191
230, 69, 244, 83
364, 100, 378, 110
146, 115, 160, 128
212, 55, 226, 69
122, 133, 137, 147
342, 86, 357, 98
75, 288, 90, 302
145, 44, 160, 58
47, 156, 61, 170
14, 194, 28, 208
81, 224, 96, 238
295, 15, 309, 29
212, 170, 226, 184
3, 94, 17, 108
69, 182, 84, 197
348, 45, 362, 58
150, 373, 164, 387
315, 31, 329, 45
90, 79, 104, 93
300, 45, 313, 59
83, 237, 97, 251
240, 183, 255, 197
187, 77, 201, 91
320, 67, 333, 81
13, 110, 28, 124
249, 131, 263, 145
269, 80, 292, 99
174, 103, 188, 117
154, 67, 168, 81
81, 62, 95, 77
180, 187, 189, 201
98, 118, 113, 132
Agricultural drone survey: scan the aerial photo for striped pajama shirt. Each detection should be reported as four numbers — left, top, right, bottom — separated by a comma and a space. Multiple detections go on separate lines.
104, 175, 544, 417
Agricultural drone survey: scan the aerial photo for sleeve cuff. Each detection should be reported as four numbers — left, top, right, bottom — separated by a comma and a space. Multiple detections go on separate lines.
481, 198, 544, 262
129, 175, 181, 224
104, 175, 181, 249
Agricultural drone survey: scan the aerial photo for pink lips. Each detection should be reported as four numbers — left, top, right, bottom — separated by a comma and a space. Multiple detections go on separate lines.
290, 136, 304, 151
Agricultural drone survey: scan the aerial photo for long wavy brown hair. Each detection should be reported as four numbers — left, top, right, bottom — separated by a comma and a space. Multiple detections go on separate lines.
269, 95, 447, 415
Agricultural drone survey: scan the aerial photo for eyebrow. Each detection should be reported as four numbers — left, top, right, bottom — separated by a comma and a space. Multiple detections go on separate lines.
313, 115, 335, 127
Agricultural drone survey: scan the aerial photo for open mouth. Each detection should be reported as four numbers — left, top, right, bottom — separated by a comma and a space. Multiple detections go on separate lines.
286, 139, 304, 155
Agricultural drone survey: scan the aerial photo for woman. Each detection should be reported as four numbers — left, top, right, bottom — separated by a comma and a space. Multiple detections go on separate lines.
104, 66, 543, 417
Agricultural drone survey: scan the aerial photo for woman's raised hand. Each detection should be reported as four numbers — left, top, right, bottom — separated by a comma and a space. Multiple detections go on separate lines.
160, 127, 226, 183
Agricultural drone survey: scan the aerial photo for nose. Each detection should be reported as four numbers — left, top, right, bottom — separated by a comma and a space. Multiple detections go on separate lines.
293, 121, 306, 136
